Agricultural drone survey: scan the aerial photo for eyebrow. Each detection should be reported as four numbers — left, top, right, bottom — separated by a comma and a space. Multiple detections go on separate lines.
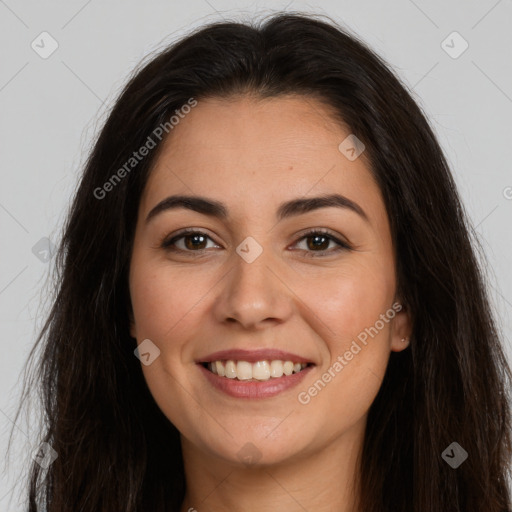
145, 193, 369, 224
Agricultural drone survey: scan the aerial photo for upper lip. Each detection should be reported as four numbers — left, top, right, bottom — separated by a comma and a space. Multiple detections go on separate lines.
197, 349, 315, 364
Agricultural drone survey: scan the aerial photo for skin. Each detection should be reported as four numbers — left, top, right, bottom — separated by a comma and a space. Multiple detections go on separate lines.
128, 94, 412, 512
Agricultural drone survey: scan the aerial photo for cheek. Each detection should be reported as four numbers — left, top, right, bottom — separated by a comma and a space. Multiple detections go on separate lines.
298, 255, 395, 346
129, 258, 212, 432
129, 255, 207, 342
293, 258, 394, 418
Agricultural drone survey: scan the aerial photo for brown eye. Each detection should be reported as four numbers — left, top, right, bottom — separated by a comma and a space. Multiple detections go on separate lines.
292, 229, 351, 257
160, 228, 351, 258
181, 233, 208, 250
161, 230, 219, 253
305, 233, 331, 251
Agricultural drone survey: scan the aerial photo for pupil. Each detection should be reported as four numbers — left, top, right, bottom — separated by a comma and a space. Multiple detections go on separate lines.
309, 235, 327, 250
186, 234, 206, 250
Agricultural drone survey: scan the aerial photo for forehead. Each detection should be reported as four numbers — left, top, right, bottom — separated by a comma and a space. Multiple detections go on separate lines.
140, 94, 385, 227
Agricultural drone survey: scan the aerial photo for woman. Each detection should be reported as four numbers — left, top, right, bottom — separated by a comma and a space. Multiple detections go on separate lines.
11, 11, 512, 512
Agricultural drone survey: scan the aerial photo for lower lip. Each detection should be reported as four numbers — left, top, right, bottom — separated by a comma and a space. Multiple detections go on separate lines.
198, 363, 314, 399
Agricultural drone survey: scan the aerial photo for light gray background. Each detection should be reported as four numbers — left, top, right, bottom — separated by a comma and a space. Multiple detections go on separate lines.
1, 0, 511, 509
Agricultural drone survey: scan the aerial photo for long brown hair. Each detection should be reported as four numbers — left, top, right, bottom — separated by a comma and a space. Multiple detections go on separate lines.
9, 12, 512, 511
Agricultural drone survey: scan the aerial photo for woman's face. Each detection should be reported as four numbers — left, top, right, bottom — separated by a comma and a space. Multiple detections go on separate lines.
129, 94, 411, 467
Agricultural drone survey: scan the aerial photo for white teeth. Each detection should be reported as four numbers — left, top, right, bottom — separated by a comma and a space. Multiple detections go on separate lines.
252, 361, 270, 380
283, 361, 294, 376
206, 359, 309, 381
215, 360, 225, 377
224, 360, 237, 379
270, 360, 284, 378
236, 361, 252, 380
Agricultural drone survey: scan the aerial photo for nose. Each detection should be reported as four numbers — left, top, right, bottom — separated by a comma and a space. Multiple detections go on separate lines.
212, 240, 294, 330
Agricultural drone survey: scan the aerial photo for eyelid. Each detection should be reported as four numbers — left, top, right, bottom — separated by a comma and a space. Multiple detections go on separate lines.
159, 227, 220, 251
290, 228, 352, 257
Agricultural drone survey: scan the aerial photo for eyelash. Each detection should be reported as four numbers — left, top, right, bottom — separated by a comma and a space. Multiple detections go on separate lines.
159, 228, 351, 258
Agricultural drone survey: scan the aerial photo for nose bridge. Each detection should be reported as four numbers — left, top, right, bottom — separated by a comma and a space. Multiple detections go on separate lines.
214, 235, 292, 328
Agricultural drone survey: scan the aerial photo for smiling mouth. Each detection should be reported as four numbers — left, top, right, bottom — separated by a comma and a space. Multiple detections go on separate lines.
201, 360, 313, 381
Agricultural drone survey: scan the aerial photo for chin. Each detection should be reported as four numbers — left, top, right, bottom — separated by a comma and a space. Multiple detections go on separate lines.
199, 430, 309, 469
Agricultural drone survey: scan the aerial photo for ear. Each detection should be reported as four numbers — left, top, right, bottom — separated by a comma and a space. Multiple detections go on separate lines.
390, 300, 412, 352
